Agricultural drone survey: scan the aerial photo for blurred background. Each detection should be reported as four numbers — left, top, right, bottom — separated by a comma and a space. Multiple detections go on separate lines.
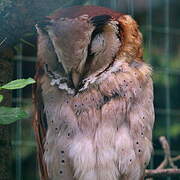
0, 0, 180, 179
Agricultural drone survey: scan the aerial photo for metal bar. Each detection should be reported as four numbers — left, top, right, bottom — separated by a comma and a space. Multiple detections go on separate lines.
91, 0, 99, 5
127, 0, 134, 16
15, 43, 23, 180
13, 56, 36, 62
147, 0, 152, 63
142, 26, 180, 35
127, 0, 130, 14
164, 0, 170, 179
147, 0, 154, 170
155, 108, 180, 116
12, 141, 36, 147
130, 0, 134, 17
165, 0, 170, 144
110, 0, 117, 10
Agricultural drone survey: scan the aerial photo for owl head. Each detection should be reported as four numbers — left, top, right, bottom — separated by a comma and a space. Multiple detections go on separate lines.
36, 6, 143, 90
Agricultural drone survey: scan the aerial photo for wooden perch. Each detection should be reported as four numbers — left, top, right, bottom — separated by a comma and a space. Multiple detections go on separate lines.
145, 136, 180, 178
145, 169, 180, 178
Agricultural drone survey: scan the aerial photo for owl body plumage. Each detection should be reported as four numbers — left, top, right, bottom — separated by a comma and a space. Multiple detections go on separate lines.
33, 6, 154, 180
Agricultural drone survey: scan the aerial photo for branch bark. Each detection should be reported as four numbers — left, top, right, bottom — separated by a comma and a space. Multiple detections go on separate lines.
145, 136, 180, 179
145, 169, 180, 178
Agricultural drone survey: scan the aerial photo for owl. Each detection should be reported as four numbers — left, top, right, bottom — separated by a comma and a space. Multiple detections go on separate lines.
33, 5, 154, 180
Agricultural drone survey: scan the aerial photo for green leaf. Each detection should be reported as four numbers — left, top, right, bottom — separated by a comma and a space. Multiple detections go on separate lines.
0, 78, 35, 90
0, 95, 3, 103
0, 106, 28, 125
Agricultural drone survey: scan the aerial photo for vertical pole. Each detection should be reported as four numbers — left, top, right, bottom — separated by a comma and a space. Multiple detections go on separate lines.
16, 44, 23, 180
110, 0, 117, 10
92, 0, 99, 5
147, 0, 153, 170
128, 0, 134, 17
164, 0, 170, 179
147, 0, 152, 63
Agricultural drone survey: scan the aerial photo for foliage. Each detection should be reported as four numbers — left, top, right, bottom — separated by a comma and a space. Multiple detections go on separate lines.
0, 94, 3, 103
0, 106, 28, 125
0, 78, 35, 125
0, 78, 35, 90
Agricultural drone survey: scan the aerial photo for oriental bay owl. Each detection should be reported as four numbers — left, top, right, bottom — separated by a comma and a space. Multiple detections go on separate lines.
33, 5, 154, 180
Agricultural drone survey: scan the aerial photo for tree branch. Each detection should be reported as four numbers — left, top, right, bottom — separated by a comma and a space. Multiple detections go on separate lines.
145, 136, 180, 179
145, 169, 180, 178
157, 136, 177, 169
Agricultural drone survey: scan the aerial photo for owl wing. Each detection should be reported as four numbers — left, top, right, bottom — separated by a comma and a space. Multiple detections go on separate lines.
33, 24, 60, 180
105, 61, 154, 179
33, 67, 49, 180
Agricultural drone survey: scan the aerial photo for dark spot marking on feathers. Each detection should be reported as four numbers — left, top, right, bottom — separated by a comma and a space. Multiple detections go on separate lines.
96, 91, 121, 110
112, 92, 119, 98
76, 110, 81, 116
103, 96, 110, 103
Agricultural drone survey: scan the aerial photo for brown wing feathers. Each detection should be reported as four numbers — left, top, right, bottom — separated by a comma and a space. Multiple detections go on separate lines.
33, 67, 49, 180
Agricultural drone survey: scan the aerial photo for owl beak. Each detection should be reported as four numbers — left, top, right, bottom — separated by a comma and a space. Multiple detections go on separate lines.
71, 70, 81, 89
67, 70, 81, 90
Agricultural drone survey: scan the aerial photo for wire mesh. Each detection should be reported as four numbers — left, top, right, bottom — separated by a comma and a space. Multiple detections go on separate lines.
12, 0, 179, 179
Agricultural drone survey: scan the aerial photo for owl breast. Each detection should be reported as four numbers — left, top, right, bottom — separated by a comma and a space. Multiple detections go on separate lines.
42, 60, 154, 180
